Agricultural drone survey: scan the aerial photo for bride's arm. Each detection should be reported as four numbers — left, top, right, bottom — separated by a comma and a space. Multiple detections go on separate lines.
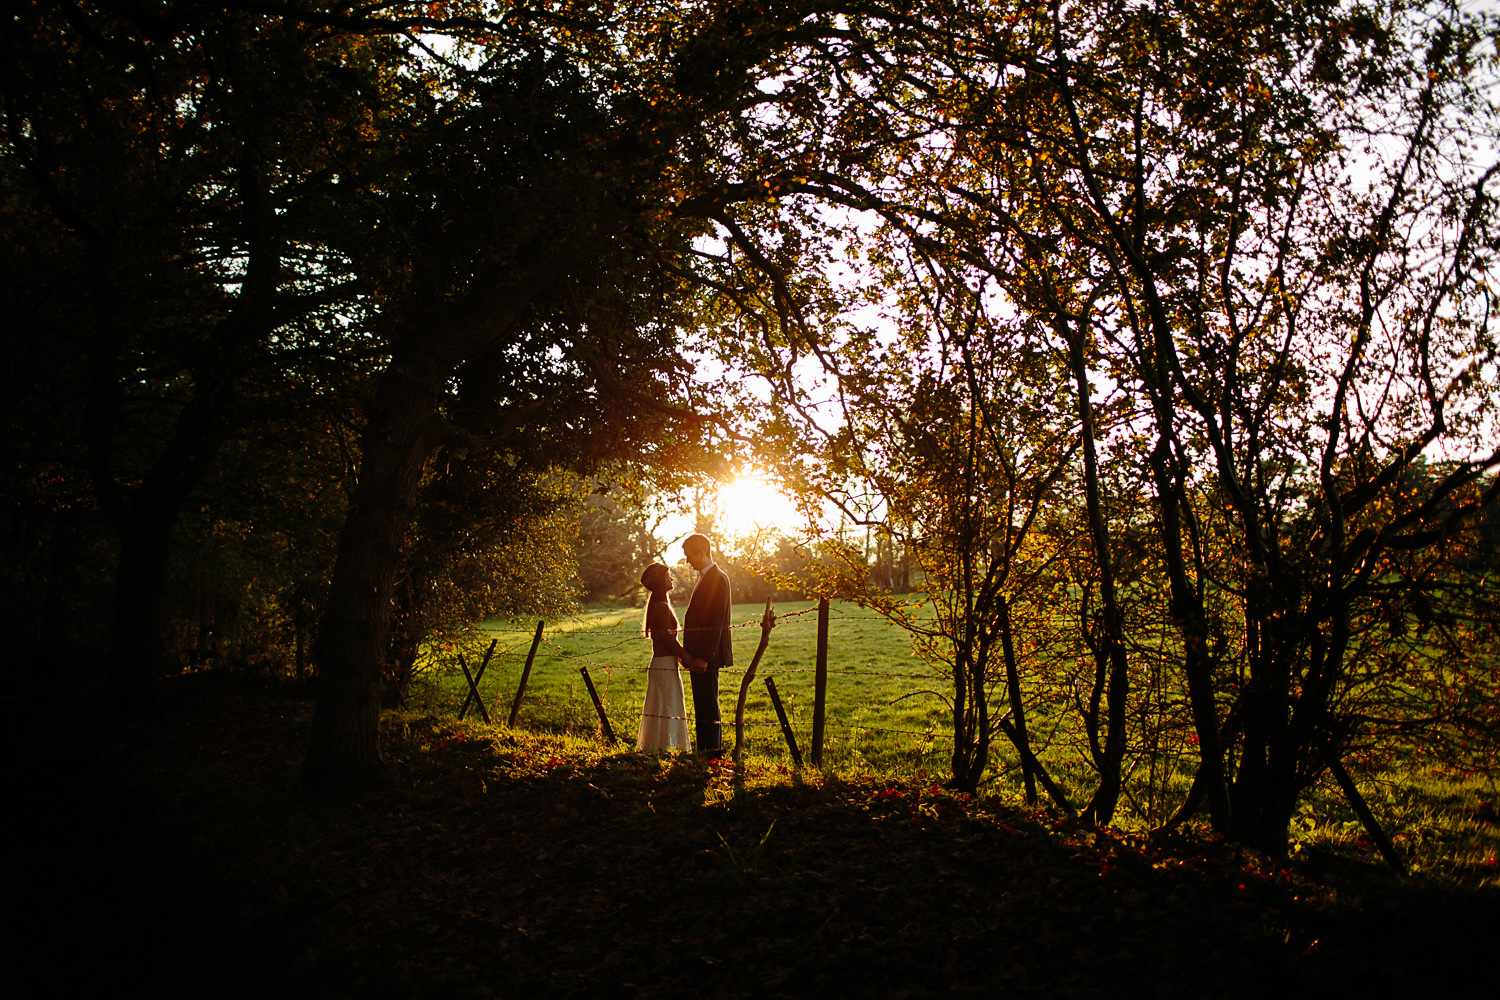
648, 602, 689, 661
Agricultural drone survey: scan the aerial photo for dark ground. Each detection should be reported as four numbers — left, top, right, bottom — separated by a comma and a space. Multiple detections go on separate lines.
4, 673, 1496, 998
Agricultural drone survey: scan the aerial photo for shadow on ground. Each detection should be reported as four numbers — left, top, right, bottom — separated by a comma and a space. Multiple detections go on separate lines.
5, 674, 1497, 998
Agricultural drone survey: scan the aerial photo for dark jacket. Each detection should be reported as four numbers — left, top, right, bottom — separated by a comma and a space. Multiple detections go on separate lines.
683, 563, 734, 667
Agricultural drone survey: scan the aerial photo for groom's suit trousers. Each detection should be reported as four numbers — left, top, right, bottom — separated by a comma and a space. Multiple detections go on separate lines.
689, 664, 722, 756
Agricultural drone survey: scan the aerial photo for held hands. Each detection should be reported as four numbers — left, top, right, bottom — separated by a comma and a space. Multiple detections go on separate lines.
689, 657, 708, 674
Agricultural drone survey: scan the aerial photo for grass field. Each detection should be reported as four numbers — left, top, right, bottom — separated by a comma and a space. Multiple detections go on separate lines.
404, 597, 1500, 884
409, 598, 953, 776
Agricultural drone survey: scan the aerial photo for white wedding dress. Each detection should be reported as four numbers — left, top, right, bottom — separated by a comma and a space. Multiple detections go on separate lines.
637, 655, 691, 751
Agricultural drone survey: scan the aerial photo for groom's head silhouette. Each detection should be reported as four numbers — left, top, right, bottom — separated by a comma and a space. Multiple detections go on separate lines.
683, 533, 712, 571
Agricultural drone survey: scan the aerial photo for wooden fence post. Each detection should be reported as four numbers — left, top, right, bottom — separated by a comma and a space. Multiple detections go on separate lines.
1325, 743, 1406, 876
508, 620, 544, 728
458, 639, 499, 721
733, 599, 777, 765
811, 597, 829, 767
765, 676, 803, 769
579, 667, 620, 745
456, 652, 491, 724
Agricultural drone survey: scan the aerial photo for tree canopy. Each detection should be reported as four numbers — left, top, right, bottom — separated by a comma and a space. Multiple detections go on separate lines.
723, 0, 1500, 854
3, 0, 1497, 857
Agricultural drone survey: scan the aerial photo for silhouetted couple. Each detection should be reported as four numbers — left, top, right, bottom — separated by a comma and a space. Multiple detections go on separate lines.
636, 533, 732, 757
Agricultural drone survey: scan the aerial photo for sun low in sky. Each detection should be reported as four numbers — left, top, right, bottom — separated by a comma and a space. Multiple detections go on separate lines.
657, 470, 807, 551
712, 472, 806, 541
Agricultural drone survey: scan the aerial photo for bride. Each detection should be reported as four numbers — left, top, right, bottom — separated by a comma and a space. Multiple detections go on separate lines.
636, 562, 692, 752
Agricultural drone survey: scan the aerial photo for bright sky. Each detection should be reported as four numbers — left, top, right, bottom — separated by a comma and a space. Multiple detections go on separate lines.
656, 469, 807, 557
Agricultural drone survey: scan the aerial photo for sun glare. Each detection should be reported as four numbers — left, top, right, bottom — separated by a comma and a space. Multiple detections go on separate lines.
711, 473, 804, 542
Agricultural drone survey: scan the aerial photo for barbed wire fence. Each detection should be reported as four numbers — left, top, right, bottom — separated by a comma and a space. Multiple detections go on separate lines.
419, 600, 956, 765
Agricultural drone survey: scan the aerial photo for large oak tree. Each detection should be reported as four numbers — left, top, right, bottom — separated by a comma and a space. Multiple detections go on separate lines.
296, 0, 846, 787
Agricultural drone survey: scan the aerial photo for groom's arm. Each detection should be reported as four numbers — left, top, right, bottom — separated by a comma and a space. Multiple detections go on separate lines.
715, 568, 734, 665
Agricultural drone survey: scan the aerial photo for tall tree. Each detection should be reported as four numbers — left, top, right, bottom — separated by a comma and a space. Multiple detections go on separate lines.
1, 2, 389, 701
731, 0, 1500, 851
299, 0, 843, 787
776, 261, 1082, 800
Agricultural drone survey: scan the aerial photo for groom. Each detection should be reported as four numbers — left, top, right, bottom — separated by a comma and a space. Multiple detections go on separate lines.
681, 533, 732, 758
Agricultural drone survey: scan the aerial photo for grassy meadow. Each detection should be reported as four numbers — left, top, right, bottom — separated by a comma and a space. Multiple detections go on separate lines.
404, 597, 1500, 885
411, 598, 952, 776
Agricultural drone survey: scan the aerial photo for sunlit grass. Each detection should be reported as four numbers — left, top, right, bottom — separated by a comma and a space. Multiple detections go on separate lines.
410, 598, 952, 776
402, 598, 1500, 886
1288, 770, 1500, 886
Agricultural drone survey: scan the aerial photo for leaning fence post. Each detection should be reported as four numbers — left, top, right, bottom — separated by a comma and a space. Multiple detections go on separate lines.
811, 597, 829, 767
733, 599, 777, 765
508, 620, 544, 728
459, 638, 499, 721
579, 666, 620, 745
765, 676, 803, 769
456, 653, 491, 724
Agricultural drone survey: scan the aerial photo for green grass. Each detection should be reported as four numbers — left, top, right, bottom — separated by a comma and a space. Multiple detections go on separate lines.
1289, 769, 1500, 883
403, 597, 1500, 886
408, 597, 953, 776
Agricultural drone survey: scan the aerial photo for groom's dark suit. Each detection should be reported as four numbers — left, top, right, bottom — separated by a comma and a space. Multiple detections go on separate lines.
683, 561, 733, 755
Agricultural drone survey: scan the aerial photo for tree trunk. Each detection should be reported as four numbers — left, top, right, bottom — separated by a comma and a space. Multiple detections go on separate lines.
950, 641, 973, 786
383, 569, 423, 708
88, 327, 233, 705
1230, 638, 1299, 856
948, 632, 992, 792
102, 425, 217, 703
1083, 624, 1129, 824
303, 364, 441, 788
997, 597, 1037, 805
948, 407, 991, 794
1064, 323, 1129, 825
1229, 753, 1298, 858
301, 268, 568, 791
1158, 699, 1242, 833
1146, 442, 1233, 833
